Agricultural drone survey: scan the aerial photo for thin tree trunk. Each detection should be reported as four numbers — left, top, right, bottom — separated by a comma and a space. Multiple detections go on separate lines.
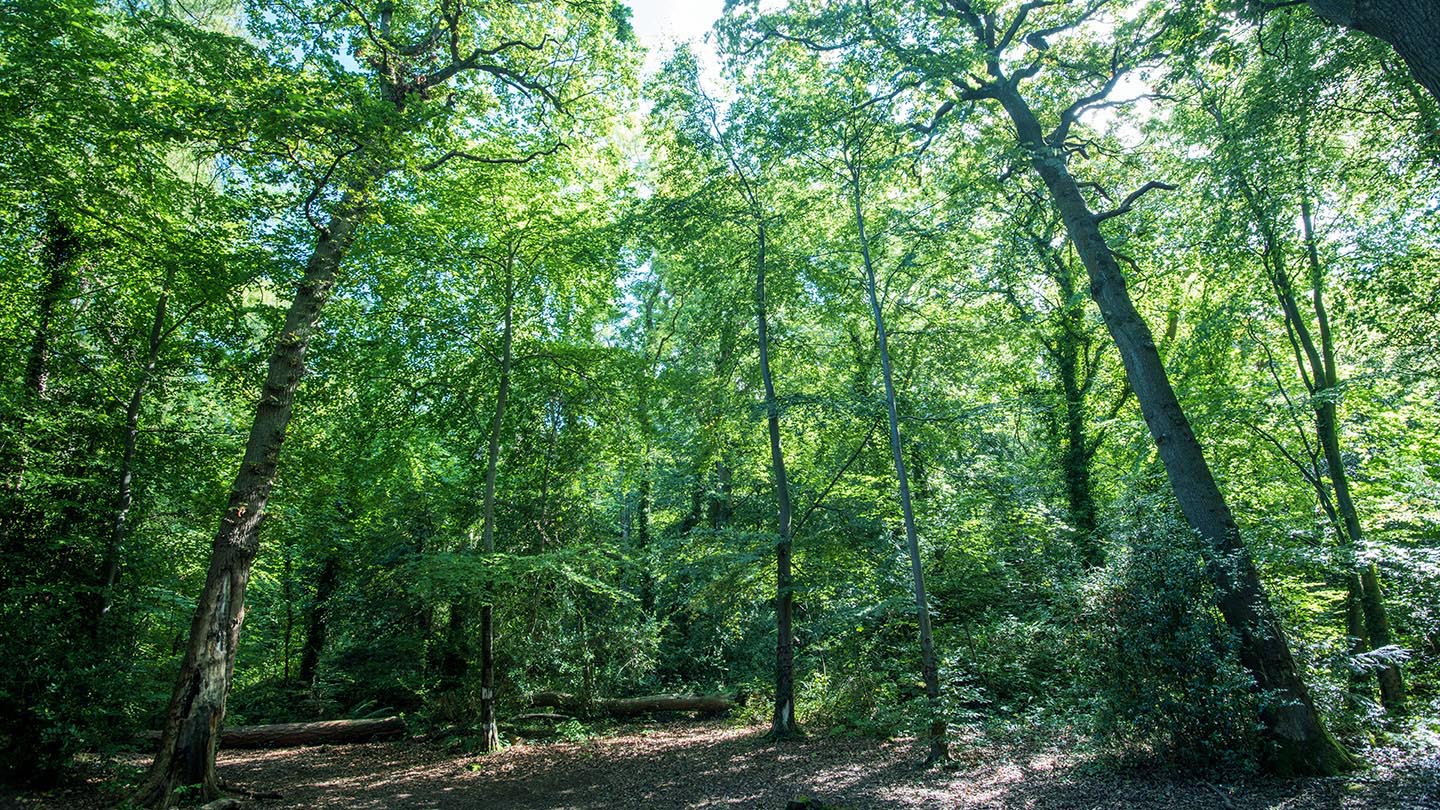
1051, 252, 1103, 567
848, 161, 946, 764
95, 268, 175, 630
476, 266, 515, 753
756, 226, 798, 738
132, 191, 366, 808
298, 554, 339, 687
1306, 0, 1440, 107
993, 85, 1353, 776
1298, 199, 1406, 712
4, 212, 75, 498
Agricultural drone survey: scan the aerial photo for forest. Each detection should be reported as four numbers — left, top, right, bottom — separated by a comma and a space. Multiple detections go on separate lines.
1, 0, 1438, 808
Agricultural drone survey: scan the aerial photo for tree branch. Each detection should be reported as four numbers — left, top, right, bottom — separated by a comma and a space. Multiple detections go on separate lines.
1093, 180, 1176, 223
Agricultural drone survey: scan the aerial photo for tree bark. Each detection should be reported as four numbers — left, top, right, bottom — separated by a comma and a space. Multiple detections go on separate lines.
475, 267, 514, 754
992, 83, 1353, 776
298, 554, 340, 687
141, 716, 404, 750
1306, 0, 1440, 107
131, 191, 367, 808
848, 159, 946, 764
755, 225, 799, 738
95, 267, 175, 630
529, 691, 736, 717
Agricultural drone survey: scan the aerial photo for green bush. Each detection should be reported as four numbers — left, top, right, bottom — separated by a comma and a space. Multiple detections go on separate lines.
1079, 514, 1261, 770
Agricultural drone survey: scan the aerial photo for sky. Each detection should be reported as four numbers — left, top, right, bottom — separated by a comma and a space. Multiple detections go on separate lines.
625, 0, 726, 77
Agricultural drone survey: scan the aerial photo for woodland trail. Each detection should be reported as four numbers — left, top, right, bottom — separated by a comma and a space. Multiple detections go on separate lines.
11, 720, 1440, 809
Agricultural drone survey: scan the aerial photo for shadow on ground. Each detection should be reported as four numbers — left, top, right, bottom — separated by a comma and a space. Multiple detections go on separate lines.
12, 720, 1439, 809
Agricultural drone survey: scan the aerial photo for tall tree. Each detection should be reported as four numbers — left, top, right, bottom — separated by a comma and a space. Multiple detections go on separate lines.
134, 2, 633, 803
732, 0, 1357, 774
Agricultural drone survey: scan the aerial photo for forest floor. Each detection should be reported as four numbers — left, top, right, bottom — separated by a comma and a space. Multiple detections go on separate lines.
8, 719, 1440, 809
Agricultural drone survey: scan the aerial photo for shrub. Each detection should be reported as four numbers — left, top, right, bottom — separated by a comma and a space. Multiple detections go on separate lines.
1079, 513, 1261, 770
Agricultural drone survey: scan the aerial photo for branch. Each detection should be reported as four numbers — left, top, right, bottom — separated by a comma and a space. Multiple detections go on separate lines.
1093, 180, 1176, 223
1049, 45, 1124, 146
998, 0, 1059, 51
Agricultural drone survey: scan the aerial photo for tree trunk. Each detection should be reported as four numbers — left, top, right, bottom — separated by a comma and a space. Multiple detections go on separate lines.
1307, 0, 1440, 107
95, 267, 175, 630
4, 211, 75, 497
132, 192, 366, 809
298, 554, 340, 687
140, 716, 405, 750
1298, 199, 1406, 713
1345, 573, 1371, 693
1051, 253, 1103, 567
848, 160, 946, 764
993, 84, 1353, 776
755, 226, 799, 738
476, 271, 514, 754
1360, 563, 1405, 710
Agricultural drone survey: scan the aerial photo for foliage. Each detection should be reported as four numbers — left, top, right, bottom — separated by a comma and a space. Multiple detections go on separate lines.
1, 0, 1438, 788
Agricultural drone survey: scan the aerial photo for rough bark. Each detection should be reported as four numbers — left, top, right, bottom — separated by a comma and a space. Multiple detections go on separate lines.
1306, 0, 1440, 107
992, 82, 1353, 776
849, 160, 946, 764
131, 192, 366, 808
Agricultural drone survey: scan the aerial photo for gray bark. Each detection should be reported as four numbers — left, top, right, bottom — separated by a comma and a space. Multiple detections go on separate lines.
132, 190, 367, 808
991, 79, 1353, 775
848, 158, 946, 763
1307, 0, 1440, 107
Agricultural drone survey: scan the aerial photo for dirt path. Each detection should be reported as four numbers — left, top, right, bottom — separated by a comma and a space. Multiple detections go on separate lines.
10, 721, 1439, 809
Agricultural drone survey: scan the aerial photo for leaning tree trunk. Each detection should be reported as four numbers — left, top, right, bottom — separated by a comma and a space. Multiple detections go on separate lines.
131, 192, 366, 809
1306, 0, 1440, 107
993, 85, 1354, 776
755, 225, 799, 738
849, 162, 946, 764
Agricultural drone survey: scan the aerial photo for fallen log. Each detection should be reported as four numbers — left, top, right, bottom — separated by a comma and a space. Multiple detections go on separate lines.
529, 691, 736, 718
141, 716, 405, 750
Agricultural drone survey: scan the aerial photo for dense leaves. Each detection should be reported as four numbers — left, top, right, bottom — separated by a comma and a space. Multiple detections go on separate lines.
1, 0, 1437, 798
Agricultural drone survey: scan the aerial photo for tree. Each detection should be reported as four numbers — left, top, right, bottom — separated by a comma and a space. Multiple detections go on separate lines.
731, 0, 1356, 774
133, 2, 634, 803
647, 47, 802, 738
1253, 0, 1440, 107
